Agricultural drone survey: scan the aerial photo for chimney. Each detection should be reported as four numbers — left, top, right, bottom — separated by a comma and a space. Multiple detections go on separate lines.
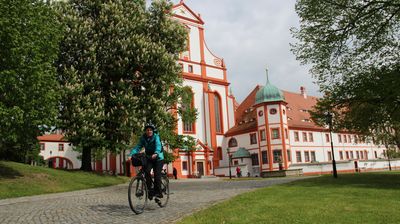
300, 86, 307, 99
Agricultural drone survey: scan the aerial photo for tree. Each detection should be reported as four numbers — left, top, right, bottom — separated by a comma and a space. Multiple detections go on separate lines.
292, 0, 400, 149
0, 0, 63, 162
56, 0, 195, 171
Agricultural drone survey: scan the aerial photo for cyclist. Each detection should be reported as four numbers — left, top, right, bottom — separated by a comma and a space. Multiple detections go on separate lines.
129, 123, 164, 201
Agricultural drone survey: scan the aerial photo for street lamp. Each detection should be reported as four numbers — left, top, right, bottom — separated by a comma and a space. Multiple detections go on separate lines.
326, 112, 338, 178
226, 148, 232, 179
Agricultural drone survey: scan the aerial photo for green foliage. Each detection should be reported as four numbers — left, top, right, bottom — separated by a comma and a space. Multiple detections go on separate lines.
56, 0, 193, 170
0, 0, 63, 162
293, 0, 400, 149
163, 151, 177, 164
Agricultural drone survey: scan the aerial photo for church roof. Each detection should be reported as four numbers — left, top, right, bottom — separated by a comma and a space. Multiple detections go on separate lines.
255, 74, 285, 105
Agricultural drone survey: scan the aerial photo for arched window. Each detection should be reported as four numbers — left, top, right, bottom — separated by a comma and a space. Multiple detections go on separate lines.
183, 88, 195, 133
228, 138, 238, 147
217, 147, 223, 160
214, 93, 223, 133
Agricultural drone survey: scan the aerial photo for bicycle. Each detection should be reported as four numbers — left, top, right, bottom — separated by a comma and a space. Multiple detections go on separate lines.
128, 153, 169, 214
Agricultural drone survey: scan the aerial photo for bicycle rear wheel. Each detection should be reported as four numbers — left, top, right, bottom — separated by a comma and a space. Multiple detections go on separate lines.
156, 176, 169, 207
128, 177, 148, 214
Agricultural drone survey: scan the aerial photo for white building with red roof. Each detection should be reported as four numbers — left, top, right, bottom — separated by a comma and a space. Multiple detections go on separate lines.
216, 70, 397, 177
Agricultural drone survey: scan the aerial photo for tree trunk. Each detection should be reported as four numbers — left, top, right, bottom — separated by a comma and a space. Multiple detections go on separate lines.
80, 146, 92, 171
122, 149, 126, 175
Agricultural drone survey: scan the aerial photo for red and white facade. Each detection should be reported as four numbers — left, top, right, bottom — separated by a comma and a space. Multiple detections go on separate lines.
168, 1, 237, 178
216, 86, 399, 177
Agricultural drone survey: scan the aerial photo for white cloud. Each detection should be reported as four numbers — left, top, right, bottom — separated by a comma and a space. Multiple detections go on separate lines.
173, 0, 321, 102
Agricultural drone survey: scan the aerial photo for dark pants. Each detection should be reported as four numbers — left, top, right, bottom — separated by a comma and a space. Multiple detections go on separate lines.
144, 158, 163, 196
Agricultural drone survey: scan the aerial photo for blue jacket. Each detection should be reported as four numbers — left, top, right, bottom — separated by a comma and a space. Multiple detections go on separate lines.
129, 133, 164, 161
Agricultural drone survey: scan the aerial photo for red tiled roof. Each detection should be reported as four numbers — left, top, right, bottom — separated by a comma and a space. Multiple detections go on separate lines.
37, 134, 66, 142
283, 91, 323, 130
225, 86, 260, 136
225, 87, 325, 137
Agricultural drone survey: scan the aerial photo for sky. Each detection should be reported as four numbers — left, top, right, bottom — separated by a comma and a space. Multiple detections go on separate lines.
169, 0, 321, 103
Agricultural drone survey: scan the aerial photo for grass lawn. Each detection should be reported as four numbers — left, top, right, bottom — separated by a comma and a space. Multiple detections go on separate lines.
0, 161, 129, 199
179, 172, 400, 224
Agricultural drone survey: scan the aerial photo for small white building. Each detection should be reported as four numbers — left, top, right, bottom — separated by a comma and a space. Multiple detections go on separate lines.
38, 134, 80, 169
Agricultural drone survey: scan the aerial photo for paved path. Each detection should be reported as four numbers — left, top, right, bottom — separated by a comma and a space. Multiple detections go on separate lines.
0, 176, 308, 224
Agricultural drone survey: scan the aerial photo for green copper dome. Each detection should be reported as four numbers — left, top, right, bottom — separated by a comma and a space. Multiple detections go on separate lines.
255, 68, 285, 105
232, 147, 251, 159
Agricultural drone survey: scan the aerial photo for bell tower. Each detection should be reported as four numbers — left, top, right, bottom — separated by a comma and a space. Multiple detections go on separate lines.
254, 68, 289, 172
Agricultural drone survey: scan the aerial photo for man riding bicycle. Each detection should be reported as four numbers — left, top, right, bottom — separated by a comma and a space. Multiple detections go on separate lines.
129, 123, 164, 201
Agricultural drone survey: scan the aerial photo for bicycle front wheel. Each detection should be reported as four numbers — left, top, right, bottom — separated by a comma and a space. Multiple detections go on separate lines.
128, 177, 148, 214
156, 176, 169, 207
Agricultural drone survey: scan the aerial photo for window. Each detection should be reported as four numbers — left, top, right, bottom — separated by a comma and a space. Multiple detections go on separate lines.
308, 132, 314, 142
271, 128, 280, 139
354, 135, 358, 144
328, 151, 332, 161
360, 151, 364, 159
344, 135, 347, 143
302, 132, 308, 142
228, 138, 238, 147
217, 147, 223, 160
350, 151, 354, 159
214, 93, 223, 133
311, 151, 316, 162
356, 151, 360, 159
273, 150, 282, 163
269, 108, 277, 114
296, 151, 302, 162
339, 151, 343, 160
58, 144, 64, 151
338, 134, 342, 143
304, 151, 310, 162
260, 129, 266, 141
364, 151, 368, 160
374, 151, 377, 158
182, 161, 188, 171
325, 133, 330, 142
234, 160, 239, 165
287, 150, 291, 162
250, 133, 257, 144
40, 143, 45, 151
294, 132, 299, 142
262, 151, 268, 164
345, 151, 349, 159
188, 65, 193, 73
182, 88, 195, 133
251, 153, 259, 165
348, 135, 352, 143
285, 129, 289, 139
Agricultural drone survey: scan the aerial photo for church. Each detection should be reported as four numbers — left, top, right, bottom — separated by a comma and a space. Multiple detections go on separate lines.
38, 1, 398, 177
